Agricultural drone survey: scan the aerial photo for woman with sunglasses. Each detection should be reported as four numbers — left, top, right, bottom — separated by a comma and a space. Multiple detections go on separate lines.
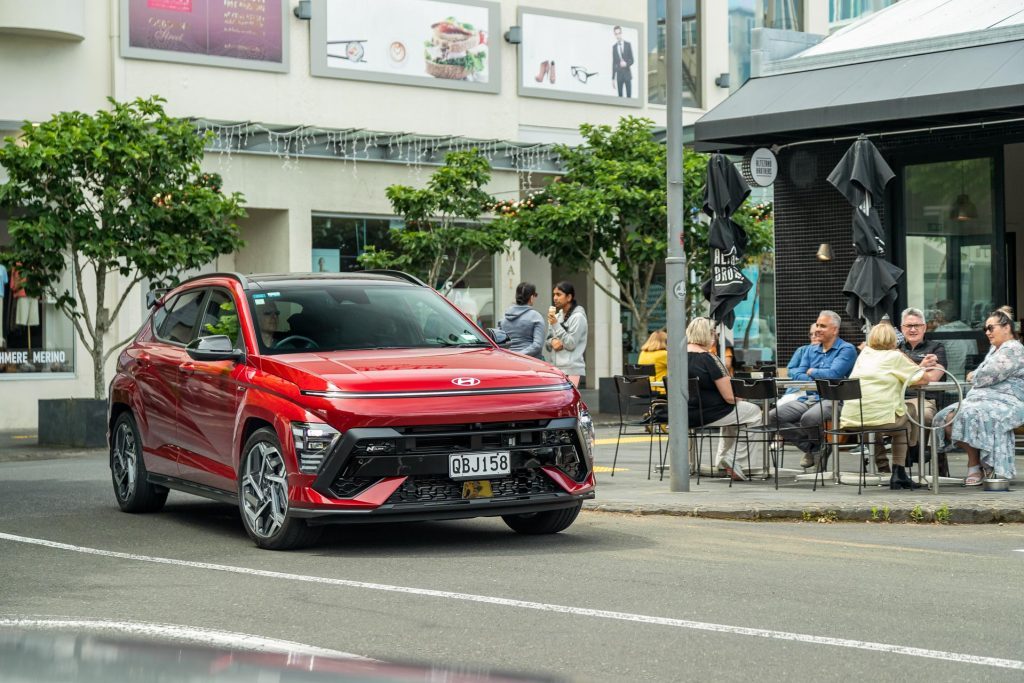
933, 309, 1024, 485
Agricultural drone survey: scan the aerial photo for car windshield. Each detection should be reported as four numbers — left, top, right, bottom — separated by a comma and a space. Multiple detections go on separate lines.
248, 283, 491, 354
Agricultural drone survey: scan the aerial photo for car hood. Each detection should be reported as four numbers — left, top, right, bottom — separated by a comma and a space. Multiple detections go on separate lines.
260, 347, 568, 395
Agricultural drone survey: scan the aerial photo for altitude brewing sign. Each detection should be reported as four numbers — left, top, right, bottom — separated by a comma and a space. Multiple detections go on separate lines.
749, 148, 777, 187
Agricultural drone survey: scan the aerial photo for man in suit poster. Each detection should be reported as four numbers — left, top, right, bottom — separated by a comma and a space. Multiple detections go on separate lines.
611, 25, 634, 98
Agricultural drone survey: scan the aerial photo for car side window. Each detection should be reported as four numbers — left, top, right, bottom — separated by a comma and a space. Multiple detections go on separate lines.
198, 289, 240, 345
156, 290, 204, 345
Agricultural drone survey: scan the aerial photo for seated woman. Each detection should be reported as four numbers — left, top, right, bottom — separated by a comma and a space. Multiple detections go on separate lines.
839, 322, 929, 490
686, 317, 761, 480
934, 309, 1024, 485
637, 329, 668, 395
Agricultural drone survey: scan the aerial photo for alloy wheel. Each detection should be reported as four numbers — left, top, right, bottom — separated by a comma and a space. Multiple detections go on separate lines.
112, 420, 138, 501
241, 441, 289, 539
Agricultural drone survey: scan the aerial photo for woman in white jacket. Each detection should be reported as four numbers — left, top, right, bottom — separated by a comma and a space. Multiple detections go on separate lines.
545, 281, 588, 387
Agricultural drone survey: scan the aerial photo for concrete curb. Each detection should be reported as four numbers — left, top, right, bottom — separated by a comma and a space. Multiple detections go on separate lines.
583, 501, 1024, 523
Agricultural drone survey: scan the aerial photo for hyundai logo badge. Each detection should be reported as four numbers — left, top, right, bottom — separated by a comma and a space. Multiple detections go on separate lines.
451, 377, 481, 387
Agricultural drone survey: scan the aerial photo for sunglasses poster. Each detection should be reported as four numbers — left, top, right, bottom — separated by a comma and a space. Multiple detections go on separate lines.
518, 8, 642, 107
311, 0, 499, 93
121, 0, 287, 72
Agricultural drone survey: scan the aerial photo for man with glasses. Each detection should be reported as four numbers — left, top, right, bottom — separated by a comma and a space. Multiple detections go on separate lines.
770, 310, 857, 470
896, 307, 948, 474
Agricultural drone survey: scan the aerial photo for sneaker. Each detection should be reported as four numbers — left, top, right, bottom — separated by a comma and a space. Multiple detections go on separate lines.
800, 451, 815, 468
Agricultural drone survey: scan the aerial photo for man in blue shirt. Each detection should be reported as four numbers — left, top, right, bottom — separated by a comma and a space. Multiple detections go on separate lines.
770, 310, 857, 469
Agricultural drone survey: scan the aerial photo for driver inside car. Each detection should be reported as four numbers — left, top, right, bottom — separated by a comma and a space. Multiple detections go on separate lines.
257, 303, 280, 347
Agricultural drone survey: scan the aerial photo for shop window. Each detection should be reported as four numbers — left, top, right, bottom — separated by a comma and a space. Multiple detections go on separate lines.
0, 221, 76, 375
310, 214, 496, 329
648, 0, 699, 108
903, 157, 995, 379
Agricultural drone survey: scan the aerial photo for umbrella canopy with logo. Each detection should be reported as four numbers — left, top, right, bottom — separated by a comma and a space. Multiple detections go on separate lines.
700, 153, 752, 328
827, 136, 903, 332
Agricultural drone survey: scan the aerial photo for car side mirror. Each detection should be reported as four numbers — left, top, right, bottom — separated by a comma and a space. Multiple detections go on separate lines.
187, 335, 245, 363
486, 328, 512, 347
146, 289, 168, 309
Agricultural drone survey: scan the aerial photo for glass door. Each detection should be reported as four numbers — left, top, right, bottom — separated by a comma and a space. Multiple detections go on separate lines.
902, 156, 998, 378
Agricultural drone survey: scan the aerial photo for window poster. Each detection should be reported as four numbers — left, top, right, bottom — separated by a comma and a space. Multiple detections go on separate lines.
310, 0, 500, 93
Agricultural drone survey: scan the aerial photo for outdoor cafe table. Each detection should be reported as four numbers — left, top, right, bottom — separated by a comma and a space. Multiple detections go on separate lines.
776, 379, 967, 492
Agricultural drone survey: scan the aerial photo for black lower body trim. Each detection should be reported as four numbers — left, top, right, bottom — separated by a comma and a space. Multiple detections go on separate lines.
293, 492, 594, 526
147, 474, 237, 506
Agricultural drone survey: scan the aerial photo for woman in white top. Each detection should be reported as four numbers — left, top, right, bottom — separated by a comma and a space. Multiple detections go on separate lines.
840, 322, 930, 489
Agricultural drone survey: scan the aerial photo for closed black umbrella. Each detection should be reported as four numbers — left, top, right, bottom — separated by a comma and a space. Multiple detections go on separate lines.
827, 136, 903, 331
700, 153, 752, 328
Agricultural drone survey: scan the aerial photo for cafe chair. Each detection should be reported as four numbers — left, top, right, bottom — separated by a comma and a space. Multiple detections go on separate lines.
611, 374, 665, 480
727, 377, 802, 490
815, 379, 912, 494
689, 377, 722, 484
624, 363, 656, 378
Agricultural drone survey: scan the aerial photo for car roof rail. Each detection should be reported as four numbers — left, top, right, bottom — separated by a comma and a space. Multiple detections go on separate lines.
175, 272, 252, 289
361, 270, 429, 287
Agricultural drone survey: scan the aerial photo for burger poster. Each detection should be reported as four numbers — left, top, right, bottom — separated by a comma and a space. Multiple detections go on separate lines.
310, 0, 500, 93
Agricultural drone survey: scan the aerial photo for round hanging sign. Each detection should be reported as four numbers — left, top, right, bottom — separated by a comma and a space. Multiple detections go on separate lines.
749, 148, 778, 187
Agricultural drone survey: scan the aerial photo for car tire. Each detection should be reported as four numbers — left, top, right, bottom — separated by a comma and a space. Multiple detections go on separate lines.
238, 427, 322, 551
502, 502, 582, 535
111, 412, 168, 513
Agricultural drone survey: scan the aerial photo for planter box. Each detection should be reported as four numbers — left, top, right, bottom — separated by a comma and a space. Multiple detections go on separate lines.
38, 398, 107, 448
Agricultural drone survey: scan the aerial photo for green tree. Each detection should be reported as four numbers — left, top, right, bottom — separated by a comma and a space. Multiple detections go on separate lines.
502, 116, 667, 348
0, 96, 246, 399
683, 151, 774, 317
357, 150, 508, 291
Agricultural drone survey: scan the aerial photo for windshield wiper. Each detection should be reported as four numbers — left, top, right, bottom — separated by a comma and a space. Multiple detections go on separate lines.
426, 337, 489, 347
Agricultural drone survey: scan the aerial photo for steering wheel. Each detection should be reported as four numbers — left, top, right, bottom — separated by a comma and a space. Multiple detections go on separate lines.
273, 335, 319, 351
900, 367, 964, 431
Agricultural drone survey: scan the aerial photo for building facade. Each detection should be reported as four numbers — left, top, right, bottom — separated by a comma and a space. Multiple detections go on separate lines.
0, 0, 686, 428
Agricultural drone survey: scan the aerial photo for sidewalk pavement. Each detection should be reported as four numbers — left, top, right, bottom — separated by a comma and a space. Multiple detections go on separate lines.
2, 425, 1021, 524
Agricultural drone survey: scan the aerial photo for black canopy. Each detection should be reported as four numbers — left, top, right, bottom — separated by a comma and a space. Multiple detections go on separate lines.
827, 137, 903, 331
701, 154, 752, 327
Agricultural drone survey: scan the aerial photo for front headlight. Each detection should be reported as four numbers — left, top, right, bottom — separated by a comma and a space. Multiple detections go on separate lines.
291, 422, 341, 474
578, 408, 596, 464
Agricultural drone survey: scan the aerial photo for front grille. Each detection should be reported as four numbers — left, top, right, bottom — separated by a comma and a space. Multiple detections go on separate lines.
328, 477, 378, 499
386, 469, 560, 505
319, 418, 590, 500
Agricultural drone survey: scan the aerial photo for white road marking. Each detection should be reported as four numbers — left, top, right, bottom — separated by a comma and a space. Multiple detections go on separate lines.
0, 617, 370, 659
2, 532, 1022, 671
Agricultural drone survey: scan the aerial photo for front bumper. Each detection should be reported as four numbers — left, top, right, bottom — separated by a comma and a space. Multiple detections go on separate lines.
287, 417, 595, 519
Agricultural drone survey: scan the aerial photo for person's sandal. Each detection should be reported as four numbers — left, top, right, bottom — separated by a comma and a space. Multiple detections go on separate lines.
964, 471, 983, 487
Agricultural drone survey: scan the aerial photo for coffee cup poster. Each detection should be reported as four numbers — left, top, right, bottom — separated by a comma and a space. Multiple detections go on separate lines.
518, 9, 642, 107
310, 0, 500, 93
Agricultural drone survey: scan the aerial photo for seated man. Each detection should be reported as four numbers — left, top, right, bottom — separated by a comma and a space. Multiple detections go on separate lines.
769, 310, 857, 469
896, 307, 948, 475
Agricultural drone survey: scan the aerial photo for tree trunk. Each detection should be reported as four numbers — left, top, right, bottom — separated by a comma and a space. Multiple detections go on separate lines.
92, 335, 106, 400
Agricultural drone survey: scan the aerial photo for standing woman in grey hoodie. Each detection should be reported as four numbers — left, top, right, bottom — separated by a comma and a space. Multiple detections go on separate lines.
546, 281, 588, 387
500, 282, 545, 358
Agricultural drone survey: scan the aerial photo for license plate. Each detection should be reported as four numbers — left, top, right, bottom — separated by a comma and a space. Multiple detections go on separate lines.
448, 451, 511, 480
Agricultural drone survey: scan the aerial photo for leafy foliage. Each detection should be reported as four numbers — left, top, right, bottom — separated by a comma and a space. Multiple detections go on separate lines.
501, 117, 668, 347
357, 150, 508, 291
0, 96, 246, 398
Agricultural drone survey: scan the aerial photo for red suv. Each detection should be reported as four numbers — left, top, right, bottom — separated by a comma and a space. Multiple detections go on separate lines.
108, 272, 595, 549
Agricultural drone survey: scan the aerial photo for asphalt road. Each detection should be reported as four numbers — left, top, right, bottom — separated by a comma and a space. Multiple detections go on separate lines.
2, 454, 1023, 682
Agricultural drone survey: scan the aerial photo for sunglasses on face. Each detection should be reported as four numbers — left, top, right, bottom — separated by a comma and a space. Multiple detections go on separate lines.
262, 310, 280, 318
984, 323, 1007, 333
571, 66, 598, 83
901, 323, 924, 329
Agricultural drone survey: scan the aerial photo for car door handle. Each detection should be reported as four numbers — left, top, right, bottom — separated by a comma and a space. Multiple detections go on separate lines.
178, 363, 196, 376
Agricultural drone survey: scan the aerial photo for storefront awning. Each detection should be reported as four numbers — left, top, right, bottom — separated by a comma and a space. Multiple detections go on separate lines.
694, 39, 1024, 151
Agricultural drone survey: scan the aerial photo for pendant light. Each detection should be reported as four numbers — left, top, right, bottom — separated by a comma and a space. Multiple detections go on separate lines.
949, 160, 977, 221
